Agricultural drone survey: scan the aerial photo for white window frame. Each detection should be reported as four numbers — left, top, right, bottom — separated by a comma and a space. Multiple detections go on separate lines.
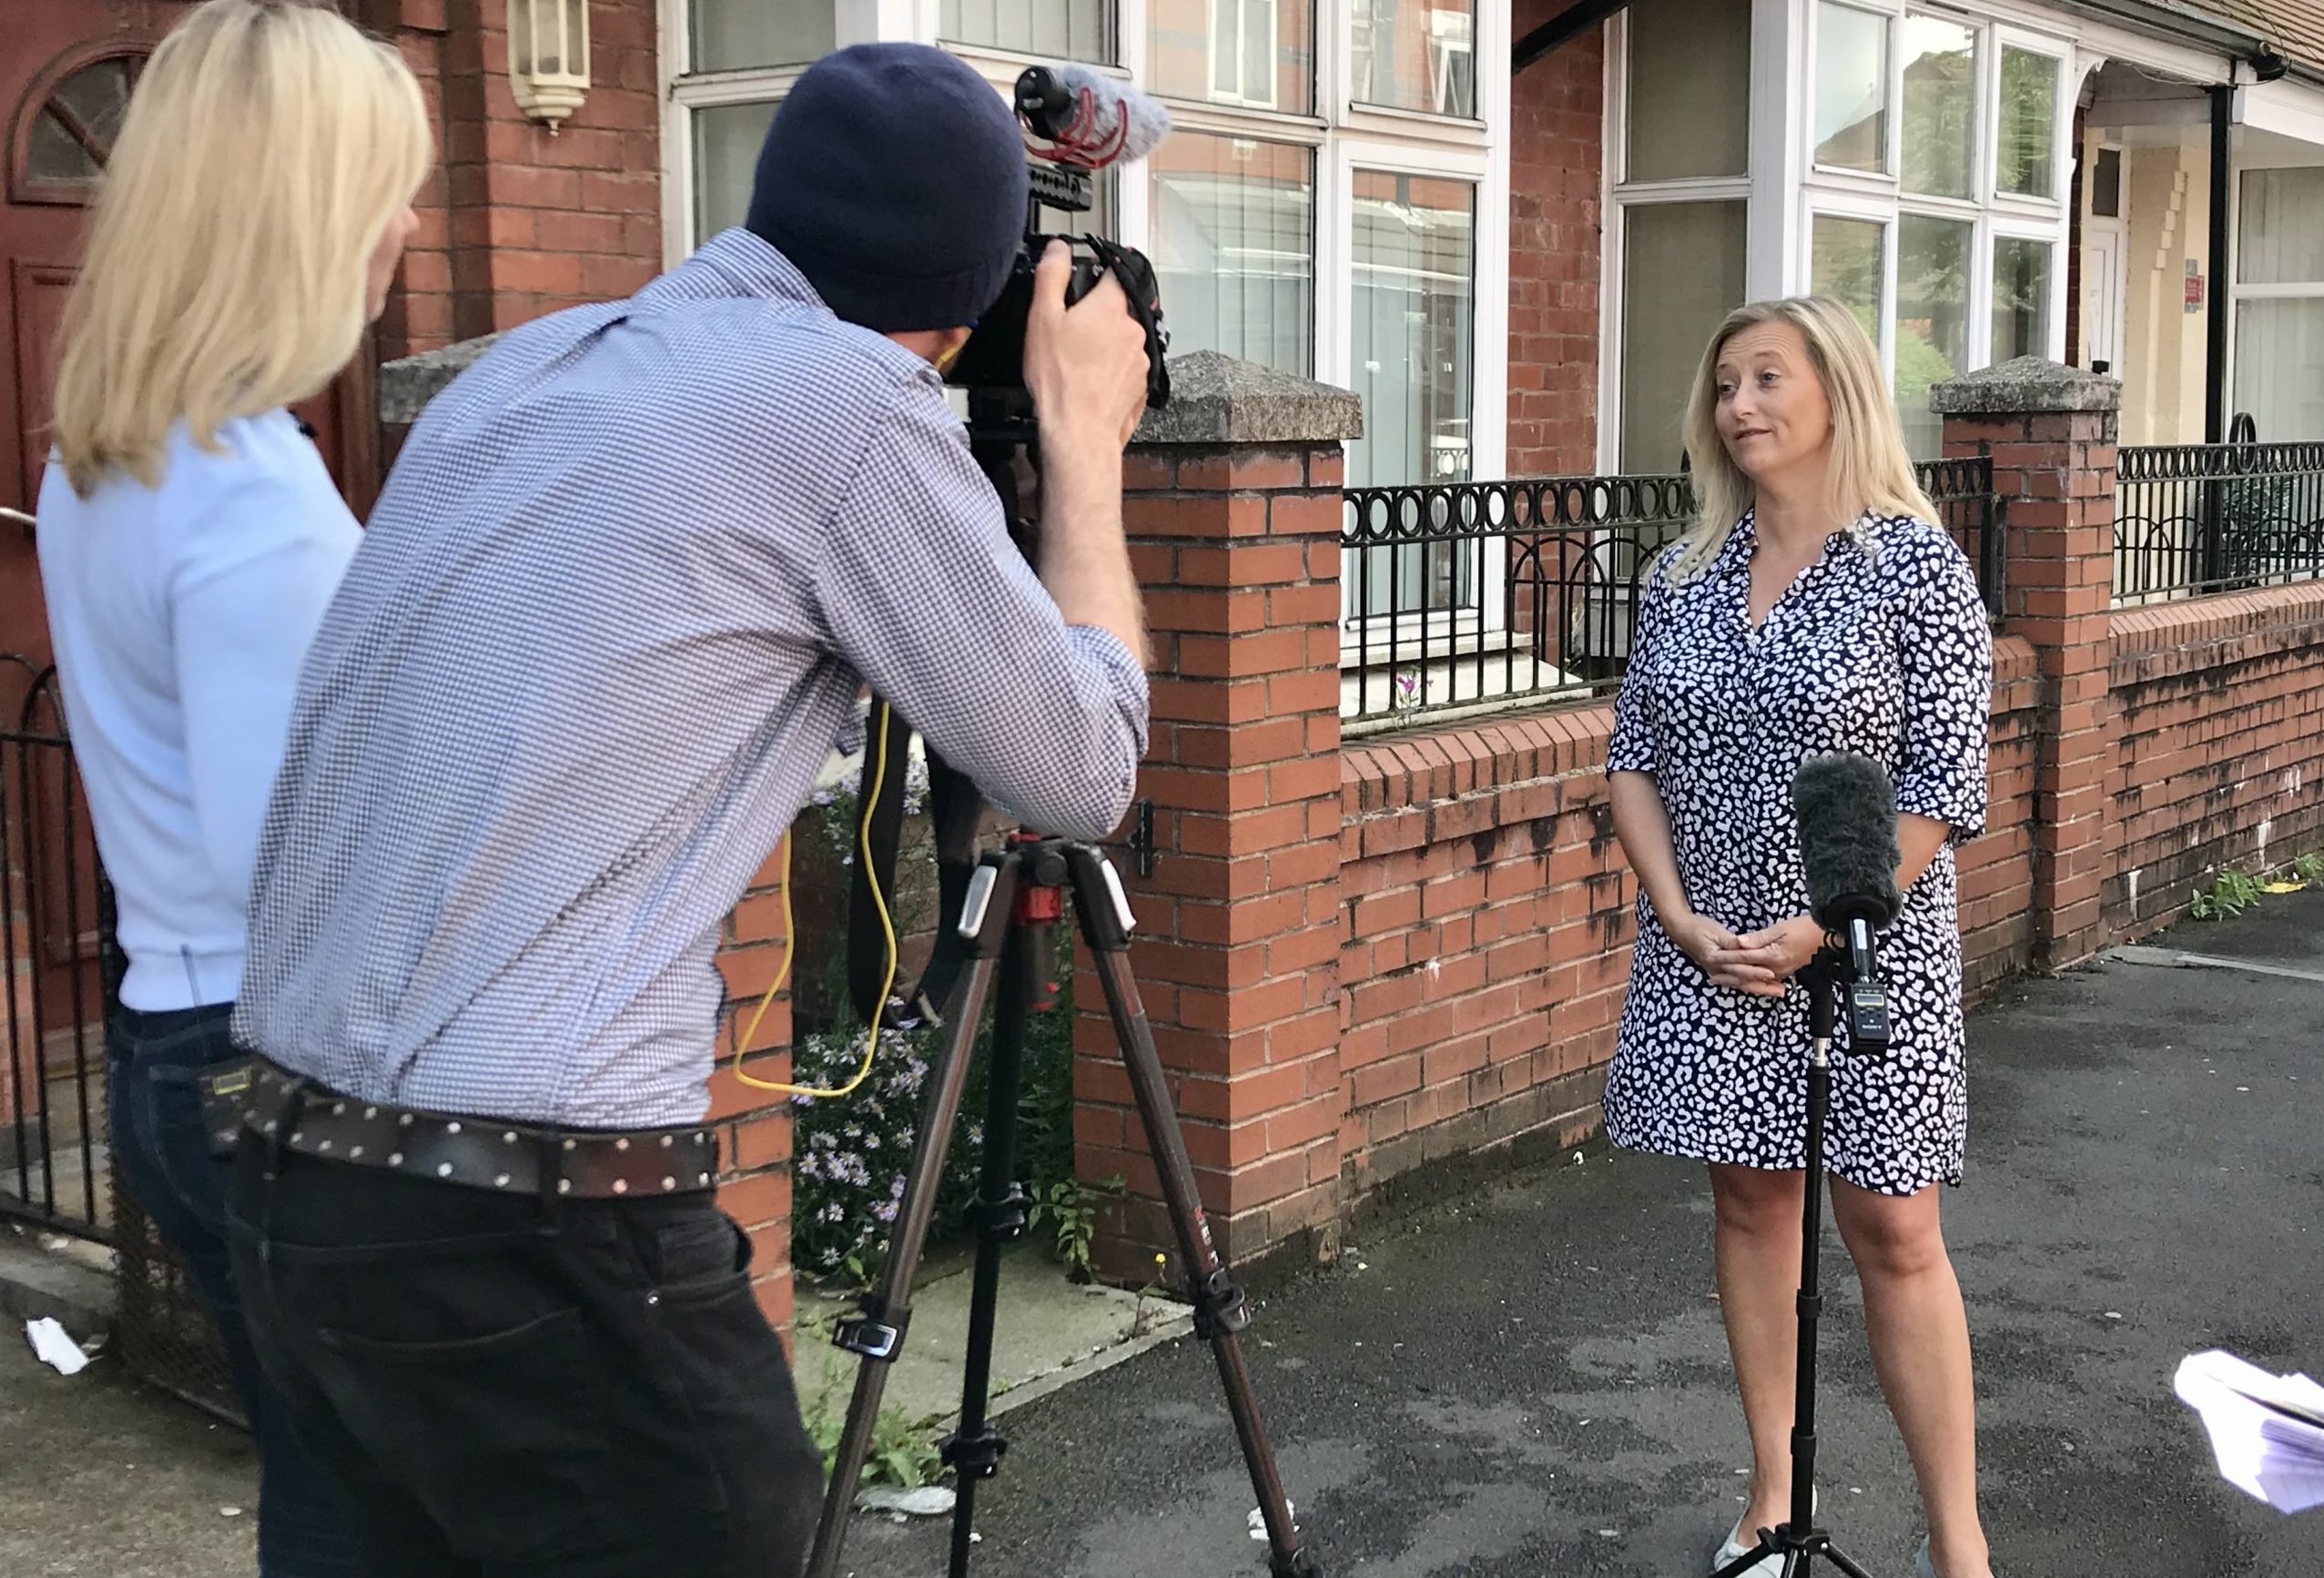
1808, 0, 1899, 184
1207, 0, 1281, 109
1598, 0, 2075, 468
1598, 2, 1755, 473
2226, 156, 2324, 442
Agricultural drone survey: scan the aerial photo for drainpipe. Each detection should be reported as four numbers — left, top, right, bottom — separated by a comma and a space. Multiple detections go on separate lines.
2206, 83, 2232, 445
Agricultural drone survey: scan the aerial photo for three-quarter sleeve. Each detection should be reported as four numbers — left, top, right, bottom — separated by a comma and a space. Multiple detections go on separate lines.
1893, 548, 1993, 839
1607, 554, 1673, 775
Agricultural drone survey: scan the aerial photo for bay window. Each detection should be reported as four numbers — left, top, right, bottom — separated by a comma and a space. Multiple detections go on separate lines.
1607, 0, 2071, 469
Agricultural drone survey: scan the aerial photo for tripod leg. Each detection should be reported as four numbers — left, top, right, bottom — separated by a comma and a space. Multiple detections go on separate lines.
1820, 1546, 1879, 1578
943, 921, 1042, 1578
805, 858, 1020, 1578
1063, 846, 1319, 1578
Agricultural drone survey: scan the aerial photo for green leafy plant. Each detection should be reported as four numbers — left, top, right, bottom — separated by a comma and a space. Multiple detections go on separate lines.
1028, 1176, 1126, 1283
1129, 1250, 1173, 1339
2191, 868, 2265, 920
799, 1375, 943, 1490
2291, 853, 2324, 886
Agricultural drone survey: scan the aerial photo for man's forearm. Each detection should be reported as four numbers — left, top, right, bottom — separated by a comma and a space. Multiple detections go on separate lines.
1038, 445, 1149, 668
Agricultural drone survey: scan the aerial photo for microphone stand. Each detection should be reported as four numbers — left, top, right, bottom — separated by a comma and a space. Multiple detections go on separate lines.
1713, 917, 1888, 1578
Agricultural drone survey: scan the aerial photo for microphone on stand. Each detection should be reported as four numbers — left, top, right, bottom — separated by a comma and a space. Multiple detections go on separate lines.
1791, 753, 1902, 1052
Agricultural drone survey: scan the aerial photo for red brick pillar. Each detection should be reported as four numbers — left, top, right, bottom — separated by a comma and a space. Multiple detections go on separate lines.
1934, 359, 2121, 971
1080, 351, 1361, 1280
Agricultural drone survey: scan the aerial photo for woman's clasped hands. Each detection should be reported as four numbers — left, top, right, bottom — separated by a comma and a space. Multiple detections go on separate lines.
1669, 911, 1827, 997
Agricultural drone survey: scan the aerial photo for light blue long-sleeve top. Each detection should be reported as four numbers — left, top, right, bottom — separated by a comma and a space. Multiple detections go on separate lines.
36, 410, 359, 1011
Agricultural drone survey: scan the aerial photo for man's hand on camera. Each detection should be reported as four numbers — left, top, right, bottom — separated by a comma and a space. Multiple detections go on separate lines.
1020, 241, 1152, 670
1026, 240, 1152, 453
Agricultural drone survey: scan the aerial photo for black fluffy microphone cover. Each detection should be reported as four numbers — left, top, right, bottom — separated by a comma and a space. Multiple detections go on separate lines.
1791, 753, 1903, 930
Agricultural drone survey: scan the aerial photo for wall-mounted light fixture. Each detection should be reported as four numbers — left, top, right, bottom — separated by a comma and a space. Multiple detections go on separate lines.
506, 0, 590, 132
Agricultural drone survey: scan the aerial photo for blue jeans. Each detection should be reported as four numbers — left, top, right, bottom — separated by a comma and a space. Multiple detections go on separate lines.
109, 1002, 360, 1576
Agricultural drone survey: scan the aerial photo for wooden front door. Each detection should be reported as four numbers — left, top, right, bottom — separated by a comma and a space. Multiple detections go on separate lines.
3, 0, 379, 673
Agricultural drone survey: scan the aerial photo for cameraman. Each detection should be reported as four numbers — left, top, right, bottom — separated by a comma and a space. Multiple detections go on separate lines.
222, 44, 1151, 1578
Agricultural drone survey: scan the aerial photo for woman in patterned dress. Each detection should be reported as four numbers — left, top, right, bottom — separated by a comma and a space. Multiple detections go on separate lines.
1603, 298, 1995, 1578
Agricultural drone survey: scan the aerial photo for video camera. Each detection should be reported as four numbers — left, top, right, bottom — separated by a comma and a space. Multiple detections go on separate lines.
943, 66, 1173, 445
845, 64, 1173, 1033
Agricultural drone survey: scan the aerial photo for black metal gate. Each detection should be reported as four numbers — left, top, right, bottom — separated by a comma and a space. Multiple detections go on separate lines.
2, 655, 238, 1418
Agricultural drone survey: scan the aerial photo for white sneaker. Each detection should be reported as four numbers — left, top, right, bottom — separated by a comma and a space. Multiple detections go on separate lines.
1915, 1538, 1936, 1578
1707, 1489, 1817, 1576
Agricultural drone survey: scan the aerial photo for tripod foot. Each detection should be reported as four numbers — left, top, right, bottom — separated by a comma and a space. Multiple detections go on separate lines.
1268, 1545, 1324, 1578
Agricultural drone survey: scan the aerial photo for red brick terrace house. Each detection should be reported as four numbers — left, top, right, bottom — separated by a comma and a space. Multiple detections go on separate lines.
4, 1, 2322, 1337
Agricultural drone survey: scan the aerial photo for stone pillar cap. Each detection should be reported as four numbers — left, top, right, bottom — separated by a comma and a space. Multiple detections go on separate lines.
378, 334, 502, 426
1132, 349, 1363, 445
1929, 356, 2122, 415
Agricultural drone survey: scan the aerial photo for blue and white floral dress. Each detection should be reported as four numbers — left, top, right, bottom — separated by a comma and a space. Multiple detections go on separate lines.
1602, 511, 1993, 1194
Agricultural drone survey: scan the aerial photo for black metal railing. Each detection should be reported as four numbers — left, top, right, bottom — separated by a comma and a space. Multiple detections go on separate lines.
1, 657, 109, 1242
1341, 459, 2000, 730
2, 651, 240, 1418
2115, 438, 2324, 604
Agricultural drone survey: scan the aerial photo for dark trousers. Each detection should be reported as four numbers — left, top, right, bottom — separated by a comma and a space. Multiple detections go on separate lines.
108, 1004, 359, 1576
224, 1120, 826, 1578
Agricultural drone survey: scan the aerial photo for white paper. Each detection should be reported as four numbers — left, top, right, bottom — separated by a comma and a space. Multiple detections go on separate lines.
2176, 1349, 2324, 1513
25, 1317, 91, 1377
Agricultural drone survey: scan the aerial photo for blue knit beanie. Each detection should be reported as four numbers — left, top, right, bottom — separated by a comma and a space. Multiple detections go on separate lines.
745, 45, 1029, 333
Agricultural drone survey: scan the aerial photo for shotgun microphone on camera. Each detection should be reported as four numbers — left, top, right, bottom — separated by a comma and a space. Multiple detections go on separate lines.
1014, 64, 1172, 169
1791, 752, 1902, 996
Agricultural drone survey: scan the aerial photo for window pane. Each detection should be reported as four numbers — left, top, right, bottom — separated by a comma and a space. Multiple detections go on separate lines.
1897, 214, 1972, 458
1901, 16, 1974, 200
1349, 174, 1477, 615
1992, 237, 2052, 362
2238, 167, 2324, 285
1812, 215, 1886, 341
1352, 0, 1477, 118
1150, 0, 1312, 113
1620, 201, 1747, 471
693, 100, 780, 245
2092, 147, 2123, 218
691, 0, 833, 72
1997, 46, 2058, 198
1815, 3, 1889, 172
1349, 172, 1475, 488
1626, 0, 1750, 183
940, 0, 1115, 63
2234, 299, 2324, 440
1149, 132, 1314, 377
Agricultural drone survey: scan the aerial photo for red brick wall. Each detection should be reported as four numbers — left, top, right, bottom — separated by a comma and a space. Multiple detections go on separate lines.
367, 0, 664, 360
1507, 6, 1605, 477
2107, 583, 2324, 934
709, 840, 800, 1335
1964, 635, 2040, 999
1338, 714, 1623, 1203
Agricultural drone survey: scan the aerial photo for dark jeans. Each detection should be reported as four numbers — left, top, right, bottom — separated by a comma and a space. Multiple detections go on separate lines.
224, 1127, 825, 1578
108, 1003, 359, 1576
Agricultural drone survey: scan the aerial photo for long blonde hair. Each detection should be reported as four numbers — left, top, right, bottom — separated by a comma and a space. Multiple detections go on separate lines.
50, 0, 431, 496
1666, 296, 1936, 582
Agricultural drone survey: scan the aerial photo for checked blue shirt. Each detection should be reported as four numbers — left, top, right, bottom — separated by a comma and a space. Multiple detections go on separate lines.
233, 230, 1149, 1128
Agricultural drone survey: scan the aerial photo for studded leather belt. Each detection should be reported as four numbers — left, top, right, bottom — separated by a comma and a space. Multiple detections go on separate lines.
232, 1057, 719, 1199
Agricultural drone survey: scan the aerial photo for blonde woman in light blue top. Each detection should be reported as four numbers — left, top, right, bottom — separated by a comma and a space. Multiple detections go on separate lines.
34, 3, 430, 1572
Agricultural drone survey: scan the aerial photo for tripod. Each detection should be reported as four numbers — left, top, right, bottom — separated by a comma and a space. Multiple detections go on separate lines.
1711, 936, 1888, 1578
804, 832, 1321, 1578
